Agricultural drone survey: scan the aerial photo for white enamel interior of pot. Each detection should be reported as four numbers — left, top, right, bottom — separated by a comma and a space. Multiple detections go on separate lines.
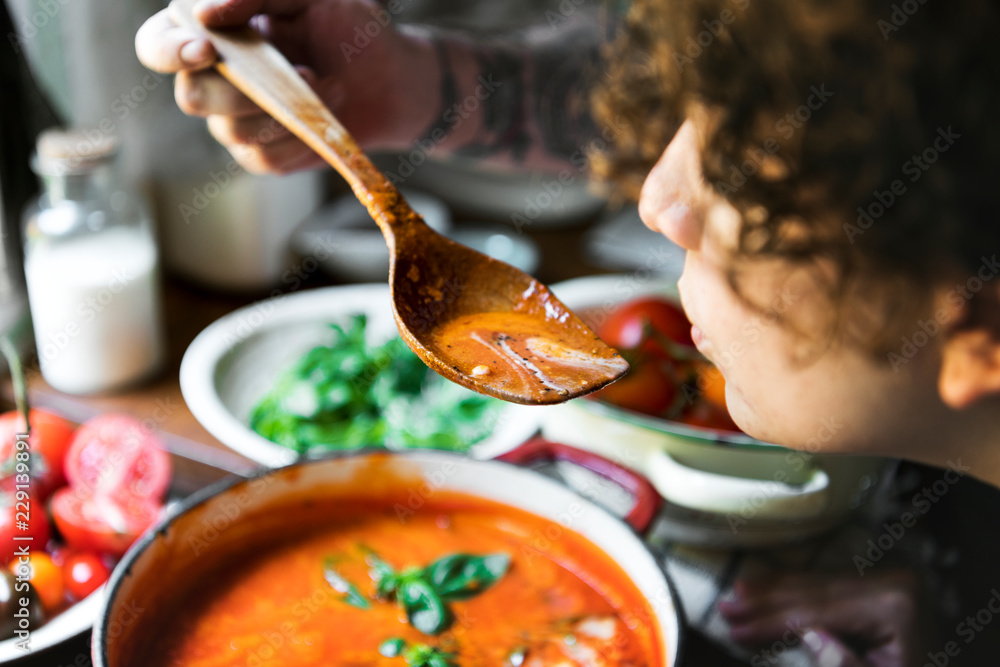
96, 452, 681, 666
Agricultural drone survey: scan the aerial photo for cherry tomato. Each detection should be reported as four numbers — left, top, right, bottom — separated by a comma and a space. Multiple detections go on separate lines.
599, 297, 695, 351
0, 494, 51, 559
51, 487, 161, 557
62, 551, 110, 600
591, 357, 678, 416
8, 552, 63, 612
693, 361, 729, 411
0, 409, 75, 501
64, 414, 171, 500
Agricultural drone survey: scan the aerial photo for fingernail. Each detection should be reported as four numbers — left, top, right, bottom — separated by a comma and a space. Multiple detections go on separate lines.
718, 599, 740, 617
800, 628, 825, 653
180, 38, 211, 66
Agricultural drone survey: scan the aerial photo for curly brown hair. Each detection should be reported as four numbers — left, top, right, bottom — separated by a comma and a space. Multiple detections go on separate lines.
591, 0, 1000, 357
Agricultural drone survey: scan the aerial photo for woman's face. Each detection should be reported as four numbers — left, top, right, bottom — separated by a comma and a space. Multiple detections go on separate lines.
638, 118, 953, 458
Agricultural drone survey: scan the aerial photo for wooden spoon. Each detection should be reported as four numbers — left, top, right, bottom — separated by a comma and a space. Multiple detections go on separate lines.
168, 0, 628, 404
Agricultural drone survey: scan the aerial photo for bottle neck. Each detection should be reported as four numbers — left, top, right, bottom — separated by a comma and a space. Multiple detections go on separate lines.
40, 162, 115, 204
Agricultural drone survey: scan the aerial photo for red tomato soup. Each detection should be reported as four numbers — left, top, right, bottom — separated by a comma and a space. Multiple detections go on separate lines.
138, 495, 663, 666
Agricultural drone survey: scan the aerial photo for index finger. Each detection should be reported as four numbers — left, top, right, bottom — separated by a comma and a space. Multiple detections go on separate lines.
192, 0, 315, 27
135, 9, 217, 73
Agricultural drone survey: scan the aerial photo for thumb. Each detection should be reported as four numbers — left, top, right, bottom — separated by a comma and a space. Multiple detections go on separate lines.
800, 628, 866, 667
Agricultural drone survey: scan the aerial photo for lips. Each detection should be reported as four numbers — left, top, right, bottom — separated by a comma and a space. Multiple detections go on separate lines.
690, 325, 705, 348
677, 276, 709, 356
689, 321, 712, 360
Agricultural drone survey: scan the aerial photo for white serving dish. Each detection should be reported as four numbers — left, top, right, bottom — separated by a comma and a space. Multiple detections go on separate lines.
179, 284, 542, 468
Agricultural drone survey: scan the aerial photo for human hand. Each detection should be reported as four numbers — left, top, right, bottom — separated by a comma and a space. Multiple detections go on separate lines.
719, 570, 930, 667
135, 0, 433, 173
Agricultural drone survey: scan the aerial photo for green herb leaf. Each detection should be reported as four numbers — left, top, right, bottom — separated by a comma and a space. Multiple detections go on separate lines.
363, 548, 401, 599
400, 578, 450, 635
322, 559, 370, 609
402, 644, 456, 667
426, 553, 510, 601
379, 638, 407, 658
249, 314, 500, 454
426, 654, 454, 667
365, 549, 510, 637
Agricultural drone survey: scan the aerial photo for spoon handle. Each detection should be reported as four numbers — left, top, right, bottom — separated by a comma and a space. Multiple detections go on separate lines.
168, 0, 412, 234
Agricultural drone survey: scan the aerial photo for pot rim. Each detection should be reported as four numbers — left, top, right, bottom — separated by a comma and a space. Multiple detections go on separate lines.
93, 447, 687, 666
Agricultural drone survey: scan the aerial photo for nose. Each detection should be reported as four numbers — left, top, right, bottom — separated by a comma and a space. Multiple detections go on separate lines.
638, 120, 705, 252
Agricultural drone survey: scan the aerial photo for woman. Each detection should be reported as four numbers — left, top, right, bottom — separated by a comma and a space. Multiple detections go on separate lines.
137, 0, 1000, 663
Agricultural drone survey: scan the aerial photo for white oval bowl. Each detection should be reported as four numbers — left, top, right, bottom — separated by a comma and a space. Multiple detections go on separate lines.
179, 284, 542, 468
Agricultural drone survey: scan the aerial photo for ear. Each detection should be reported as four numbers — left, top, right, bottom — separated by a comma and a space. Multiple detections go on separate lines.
939, 328, 1000, 409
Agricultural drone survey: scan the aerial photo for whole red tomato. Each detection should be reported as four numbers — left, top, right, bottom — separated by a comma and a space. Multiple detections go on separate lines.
64, 414, 170, 500
51, 487, 160, 557
590, 356, 678, 416
599, 297, 695, 352
0, 494, 51, 561
0, 410, 75, 501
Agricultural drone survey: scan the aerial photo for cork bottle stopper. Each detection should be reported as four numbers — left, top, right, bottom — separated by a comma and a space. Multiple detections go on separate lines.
34, 128, 120, 175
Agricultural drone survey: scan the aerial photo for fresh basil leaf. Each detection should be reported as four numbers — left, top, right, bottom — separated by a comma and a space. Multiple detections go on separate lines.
249, 312, 501, 455
400, 579, 450, 635
364, 548, 395, 578
363, 548, 403, 599
426, 654, 454, 667
379, 638, 406, 658
322, 560, 370, 609
376, 572, 401, 599
426, 553, 510, 601
402, 644, 456, 667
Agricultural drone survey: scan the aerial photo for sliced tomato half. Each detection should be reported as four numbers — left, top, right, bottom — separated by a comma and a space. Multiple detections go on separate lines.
64, 414, 171, 500
51, 487, 161, 557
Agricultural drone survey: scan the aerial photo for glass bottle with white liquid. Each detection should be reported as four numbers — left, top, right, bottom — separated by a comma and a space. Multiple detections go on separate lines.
22, 129, 165, 394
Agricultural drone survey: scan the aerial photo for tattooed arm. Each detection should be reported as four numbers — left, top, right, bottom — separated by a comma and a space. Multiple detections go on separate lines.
407, 18, 606, 171
135, 0, 607, 174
